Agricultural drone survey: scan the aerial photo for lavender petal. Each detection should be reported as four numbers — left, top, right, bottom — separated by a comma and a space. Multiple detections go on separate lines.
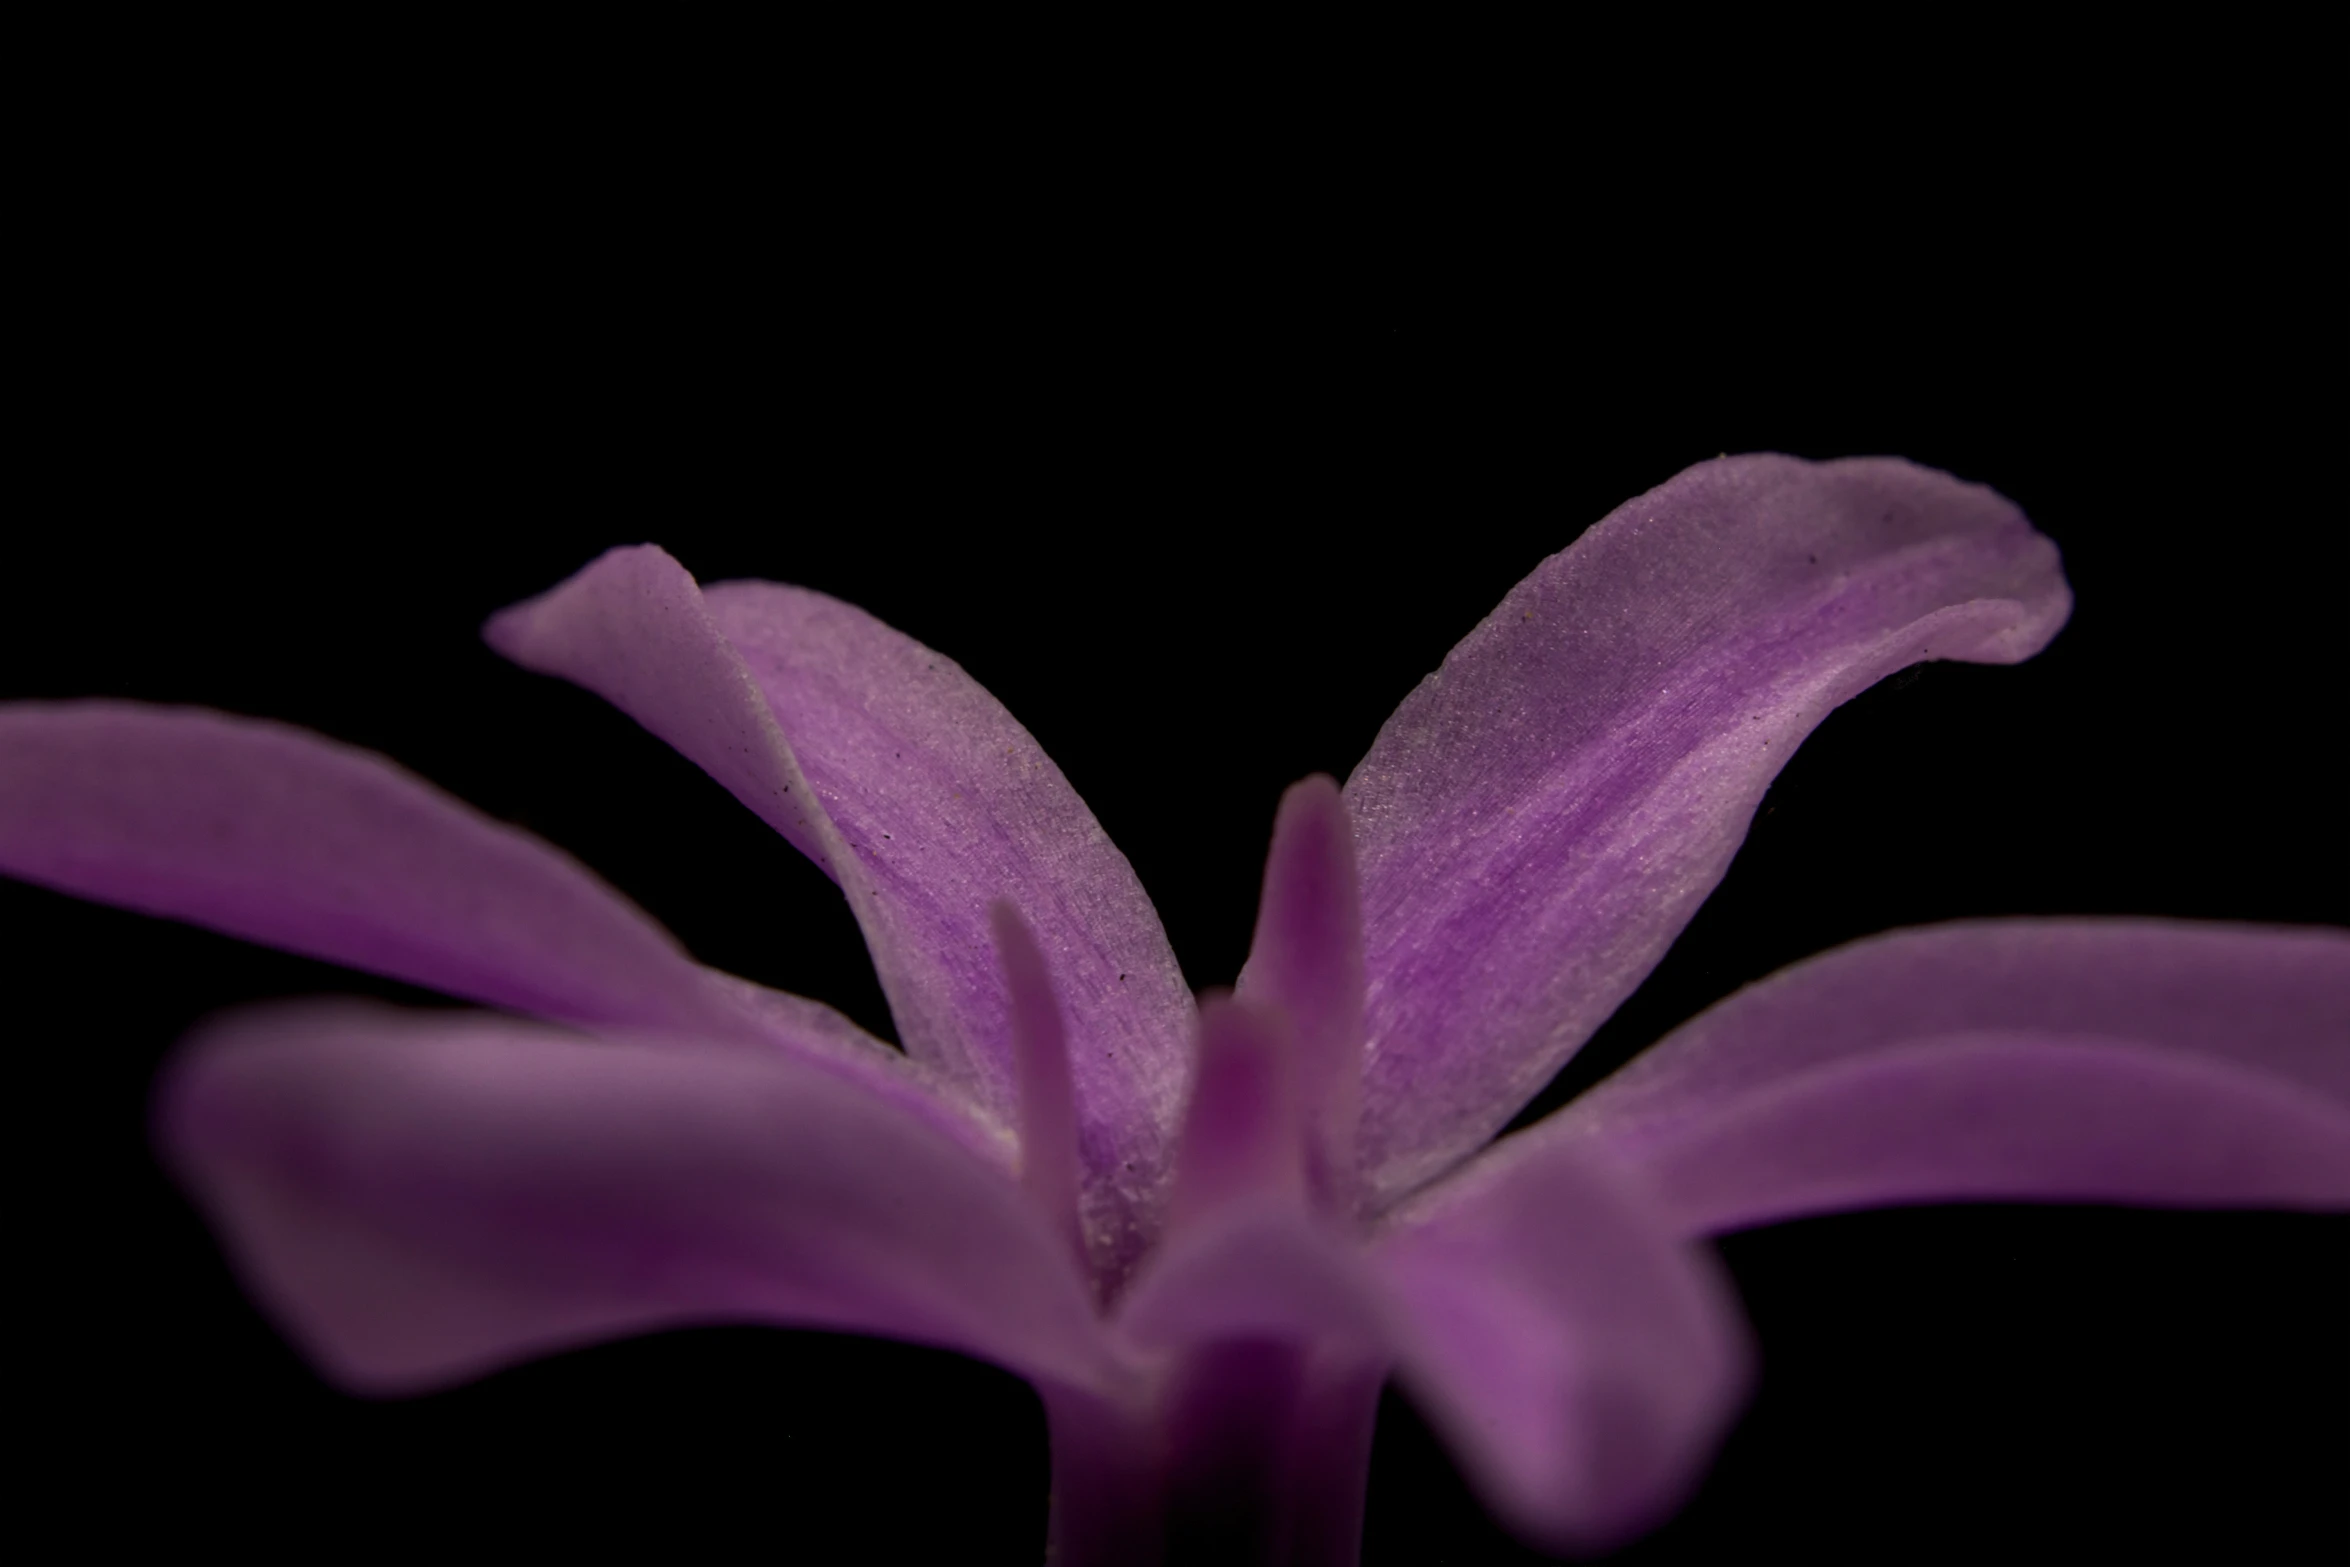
1345, 454, 2071, 1208
1546, 918, 2350, 1234
489, 547, 1192, 1287
156, 1000, 1113, 1396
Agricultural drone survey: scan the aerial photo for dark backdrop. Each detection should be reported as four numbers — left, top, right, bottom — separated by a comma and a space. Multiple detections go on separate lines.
9, 24, 2344, 1566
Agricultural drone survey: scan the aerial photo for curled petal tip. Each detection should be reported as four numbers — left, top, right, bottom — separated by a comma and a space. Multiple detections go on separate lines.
1344, 453, 2078, 1208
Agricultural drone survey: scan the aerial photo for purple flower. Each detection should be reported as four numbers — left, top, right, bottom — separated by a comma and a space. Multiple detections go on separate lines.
3, 455, 2343, 1564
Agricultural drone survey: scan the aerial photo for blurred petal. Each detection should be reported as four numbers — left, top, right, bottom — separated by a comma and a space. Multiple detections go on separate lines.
489, 548, 1192, 1287
705, 974, 1015, 1173
0, 703, 997, 1160
1546, 919, 2350, 1234
991, 901, 1084, 1265
1370, 1136, 1751, 1553
1165, 996, 1308, 1240
1115, 1202, 1388, 1353
1608, 1034, 2350, 1236
1235, 776, 1367, 1213
0, 703, 757, 1043
1344, 455, 2072, 1207
156, 1002, 1112, 1396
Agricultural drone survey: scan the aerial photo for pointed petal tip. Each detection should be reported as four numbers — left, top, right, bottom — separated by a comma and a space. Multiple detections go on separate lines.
1278, 770, 1344, 814
480, 544, 690, 664
1344, 452, 2079, 1207
0, 701, 758, 1043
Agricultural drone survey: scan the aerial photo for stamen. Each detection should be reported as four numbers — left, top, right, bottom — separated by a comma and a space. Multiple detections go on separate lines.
1236, 775, 1367, 1216
989, 900, 1083, 1266
1167, 993, 1306, 1234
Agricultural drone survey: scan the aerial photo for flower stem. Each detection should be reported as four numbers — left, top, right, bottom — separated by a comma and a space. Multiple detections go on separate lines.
1043, 1348, 1386, 1567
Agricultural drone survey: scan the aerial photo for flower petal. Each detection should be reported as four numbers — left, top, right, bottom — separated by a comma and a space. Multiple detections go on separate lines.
1545, 919, 2350, 1234
488, 548, 1194, 1289
701, 974, 1015, 1173
1115, 1202, 1389, 1354
0, 702, 755, 1041
155, 1001, 1113, 1397
0, 703, 1002, 1162
1118, 1128, 1751, 1552
1344, 455, 2071, 1208
1370, 1134, 1752, 1553
1615, 1035, 2350, 1237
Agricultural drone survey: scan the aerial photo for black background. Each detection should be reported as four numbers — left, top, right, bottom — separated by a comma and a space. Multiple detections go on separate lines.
8, 23, 2344, 1566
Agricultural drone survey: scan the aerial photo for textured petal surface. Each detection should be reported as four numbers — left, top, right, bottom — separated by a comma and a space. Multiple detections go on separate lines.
0, 703, 758, 1042
1343, 455, 2071, 1208
490, 549, 1194, 1290
1545, 919, 2350, 1234
704, 578, 1197, 1285
1371, 1135, 1752, 1552
483, 546, 841, 864
155, 1002, 1112, 1397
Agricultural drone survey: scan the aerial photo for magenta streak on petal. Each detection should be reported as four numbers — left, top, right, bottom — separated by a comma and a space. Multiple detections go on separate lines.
1235, 776, 1368, 1218
1343, 455, 2073, 1211
0, 703, 761, 1045
155, 1001, 1116, 1399
701, 579, 1195, 1291
487, 549, 1192, 1294
1371, 1134, 1753, 1554
485, 546, 1018, 1122
990, 900, 1084, 1268
1165, 996, 1307, 1239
